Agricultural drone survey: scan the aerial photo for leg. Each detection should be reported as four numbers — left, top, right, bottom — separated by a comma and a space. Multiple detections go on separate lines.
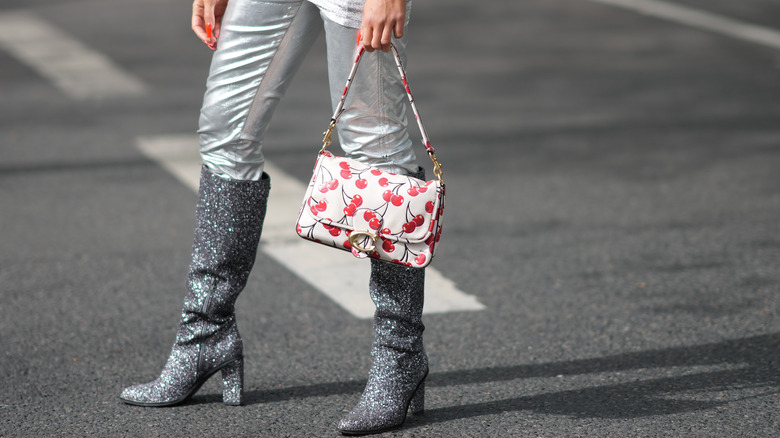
120, 0, 321, 406
199, 0, 322, 181
320, 13, 428, 436
338, 171, 429, 436
322, 14, 418, 175
121, 167, 269, 407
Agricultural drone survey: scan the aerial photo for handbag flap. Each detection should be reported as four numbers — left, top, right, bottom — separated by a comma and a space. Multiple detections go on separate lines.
303, 153, 442, 244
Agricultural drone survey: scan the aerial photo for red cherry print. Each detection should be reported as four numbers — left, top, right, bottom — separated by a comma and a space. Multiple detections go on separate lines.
340, 169, 352, 179
323, 224, 334, 230
425, 235, 435, 246
407, 187, 419, 197
344, 203, 357, 216
391, 194, 404, 207
343, 240, 352, 250
369, 218, 381, 230
355, 179, 368, 189
319, 184, 329, 193
414, 253, 427, 265
363, 210, 376, 221
310, 206, 319, 215
403, 222, 417, 233
339, 161, 350, 170
425, 180, 433, 186
382, 190, 393, 202
323, 151, 333, 157
315, 201, 327, 211
425, 201, 434, 214
417, 186, 428, 193
371, 169, 382, 176
381, 228, 391, 235
329, 228, 341, 237
414, 214, 425, 227
382, 239, 395, 253
352, 194, 363, 207
328, 179, 339, 190
296, 224, 302, 234
379, 177, 389, 187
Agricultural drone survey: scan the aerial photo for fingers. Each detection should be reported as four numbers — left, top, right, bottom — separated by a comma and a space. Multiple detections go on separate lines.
203, 0, 217, 50
393, 19, 404, 40
366, 24, 392, 52
360, 0, 405, 52
359, 26, 374, 52
192, 0, 220, 50
192, 1, 206, 41
360, 20, 403, 52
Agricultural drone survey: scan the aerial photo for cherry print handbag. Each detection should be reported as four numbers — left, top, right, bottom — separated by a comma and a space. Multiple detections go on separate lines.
295, 44, 445, 268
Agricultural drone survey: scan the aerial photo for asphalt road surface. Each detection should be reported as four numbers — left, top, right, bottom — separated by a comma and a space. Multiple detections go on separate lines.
1, 0, 779, 436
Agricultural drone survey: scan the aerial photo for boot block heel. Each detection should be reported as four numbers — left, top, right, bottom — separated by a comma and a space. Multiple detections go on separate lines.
221, 357, 244, 406
408, 378, 425, 415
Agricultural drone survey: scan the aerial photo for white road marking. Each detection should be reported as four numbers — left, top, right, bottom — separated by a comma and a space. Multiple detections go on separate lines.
0, 11, 146, 99
136, 135, 485, 319
586, 0, 780, 51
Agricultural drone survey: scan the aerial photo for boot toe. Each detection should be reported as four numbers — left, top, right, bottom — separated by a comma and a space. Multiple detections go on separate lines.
338, 407, 399, 435
120, 383, 151, 404
119, 380, 173, 406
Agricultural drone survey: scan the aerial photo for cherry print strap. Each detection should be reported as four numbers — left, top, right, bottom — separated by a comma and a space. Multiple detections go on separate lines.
320, 44, 444, 185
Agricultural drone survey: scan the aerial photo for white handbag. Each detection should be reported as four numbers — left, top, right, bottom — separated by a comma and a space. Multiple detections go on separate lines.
295, 44, 445, 268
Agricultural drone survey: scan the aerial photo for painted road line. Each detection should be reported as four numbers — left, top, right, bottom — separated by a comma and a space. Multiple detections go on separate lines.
0, 11, 146, 99
136, 135, 485, 319
586, 0, 780, 51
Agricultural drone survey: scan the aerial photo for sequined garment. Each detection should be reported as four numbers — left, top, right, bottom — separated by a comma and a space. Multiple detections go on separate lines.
120, 167, 270, 406
338, 169, 428, 435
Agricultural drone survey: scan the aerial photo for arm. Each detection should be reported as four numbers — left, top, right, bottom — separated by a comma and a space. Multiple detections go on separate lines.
192, 0, 229, 50
360, 0, 406, 52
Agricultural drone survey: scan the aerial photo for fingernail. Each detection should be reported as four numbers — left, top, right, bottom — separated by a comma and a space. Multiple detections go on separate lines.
206, 23, 213, 39
356, 30, 362, 46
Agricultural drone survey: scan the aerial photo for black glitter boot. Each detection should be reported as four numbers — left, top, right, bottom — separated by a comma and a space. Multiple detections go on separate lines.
337, 260, 428, 435
121, 166, 270, 407
338, 167, 428, 436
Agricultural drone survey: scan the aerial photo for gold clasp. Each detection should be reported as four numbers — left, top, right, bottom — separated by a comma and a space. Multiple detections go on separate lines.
428, 151, 445, 185
348, 230, 378, 253
320, 121, 336, 154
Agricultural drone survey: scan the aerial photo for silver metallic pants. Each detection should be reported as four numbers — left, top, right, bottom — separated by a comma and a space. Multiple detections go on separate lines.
198, 0, 418, 181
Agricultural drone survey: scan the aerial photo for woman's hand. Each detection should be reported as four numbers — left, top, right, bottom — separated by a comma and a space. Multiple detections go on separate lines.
192, 0, 229, 50
360, 0, 406, 52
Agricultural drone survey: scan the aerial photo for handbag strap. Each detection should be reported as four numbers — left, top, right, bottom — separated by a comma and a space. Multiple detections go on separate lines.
320, 44, 444, 185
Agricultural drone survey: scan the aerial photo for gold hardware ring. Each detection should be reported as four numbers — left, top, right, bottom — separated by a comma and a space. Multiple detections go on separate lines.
348, 230, 378, 253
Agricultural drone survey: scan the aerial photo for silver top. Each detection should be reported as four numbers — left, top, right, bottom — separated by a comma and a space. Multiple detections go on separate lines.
308, 0, 365, 28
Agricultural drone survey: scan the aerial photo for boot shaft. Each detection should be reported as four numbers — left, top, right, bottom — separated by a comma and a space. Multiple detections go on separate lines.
185, 166, 271, 320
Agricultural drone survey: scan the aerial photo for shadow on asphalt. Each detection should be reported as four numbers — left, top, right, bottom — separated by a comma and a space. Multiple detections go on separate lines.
186, 333, 779, 422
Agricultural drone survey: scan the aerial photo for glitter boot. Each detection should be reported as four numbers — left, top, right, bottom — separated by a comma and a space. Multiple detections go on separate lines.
338, 169, 427, 435
121, 166, 270, 407
338, 260, 428, 435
